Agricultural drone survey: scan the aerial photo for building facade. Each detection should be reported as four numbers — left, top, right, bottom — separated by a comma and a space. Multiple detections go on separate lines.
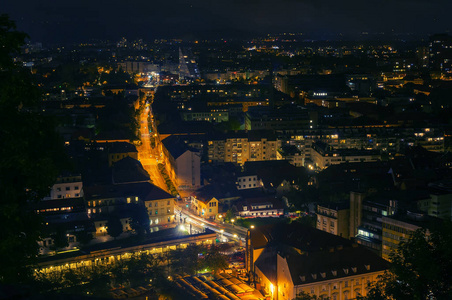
317, 203, 350, 238
192, 197, 219, 219
311, 141, 380, 170
44, 174, 83, 200
208, 131, 281, 165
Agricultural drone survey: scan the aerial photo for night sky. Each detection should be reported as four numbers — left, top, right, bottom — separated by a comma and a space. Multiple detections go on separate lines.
3, 0, 452, 43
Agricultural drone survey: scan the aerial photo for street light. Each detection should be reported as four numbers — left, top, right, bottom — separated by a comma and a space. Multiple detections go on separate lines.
250, 225, 255, 229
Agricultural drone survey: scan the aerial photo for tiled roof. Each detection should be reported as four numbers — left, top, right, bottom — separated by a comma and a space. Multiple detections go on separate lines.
253, 223, 388, 286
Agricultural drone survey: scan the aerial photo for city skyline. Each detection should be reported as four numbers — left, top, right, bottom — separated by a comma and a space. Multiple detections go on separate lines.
3, 0, 452, 43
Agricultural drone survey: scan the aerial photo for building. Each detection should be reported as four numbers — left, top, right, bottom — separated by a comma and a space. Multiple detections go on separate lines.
347, 190, 402, 256
207, 131, 281, 165
236, 173, 262, 190
106, 142, 138, 167
44, 173, 84, 200
161, 135, 201, 190
192, 196, 219, 219
236, 197, 284, 218
317, 202, 350, 238
247, 223, 388, 300
381, 211, 439, 261
417, 189, 452, 220
142, 185, 176, 230
429, 34, 452, 73
243, 160, 305, 196
111, 157, 151, 185
278, 145, 305, 167
245, 107, 317, 131
118, 61, 160, 75
93, 215, 133, 237
181, 110, 229, 123
84, 183, 142, 216
37, 228, 217, 275
179, 48, 200, 80
311, 141, 380, 170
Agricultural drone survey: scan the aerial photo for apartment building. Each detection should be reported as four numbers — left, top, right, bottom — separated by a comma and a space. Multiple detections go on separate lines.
207, 130, 281, 165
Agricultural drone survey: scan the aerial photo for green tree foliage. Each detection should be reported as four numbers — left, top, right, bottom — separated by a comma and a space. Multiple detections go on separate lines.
106, 215, 123, 240
204, 245, 228, 274
294, 291, 319, 300
169, 245, 203, 275
363, 222, 452, 299
168, 244, 228, 276
0, 14, 67, 283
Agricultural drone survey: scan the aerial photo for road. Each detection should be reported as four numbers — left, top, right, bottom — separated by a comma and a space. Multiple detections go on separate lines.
137, 93, 247, 243
175, 204, 248, 243
136, 101, 168, 192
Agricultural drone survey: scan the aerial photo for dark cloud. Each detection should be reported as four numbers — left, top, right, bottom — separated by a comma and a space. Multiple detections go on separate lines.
3, 0, 451, 42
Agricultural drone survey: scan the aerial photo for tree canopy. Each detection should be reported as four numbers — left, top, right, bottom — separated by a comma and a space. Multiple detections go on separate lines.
106, 215, 124, 240
0, 14, 67, 283
363, 222, 452, 300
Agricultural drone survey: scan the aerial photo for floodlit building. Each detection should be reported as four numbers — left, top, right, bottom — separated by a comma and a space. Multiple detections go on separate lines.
247, 223, 388, 300
192, 196, 219, 219
142, 185, 176, 230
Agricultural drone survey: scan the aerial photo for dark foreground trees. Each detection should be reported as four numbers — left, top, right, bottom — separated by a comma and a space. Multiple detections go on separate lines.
0, 15, 67, 283
362, 222, 452, 300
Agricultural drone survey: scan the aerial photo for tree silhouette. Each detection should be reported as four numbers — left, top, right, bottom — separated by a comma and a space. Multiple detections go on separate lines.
51, 226, 69, 250
0, 14, 68, 283
106, 215, 123, 240
362, 222, 452, 299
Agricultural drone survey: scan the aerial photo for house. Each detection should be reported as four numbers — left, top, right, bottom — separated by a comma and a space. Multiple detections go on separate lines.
192, 196, 219, 219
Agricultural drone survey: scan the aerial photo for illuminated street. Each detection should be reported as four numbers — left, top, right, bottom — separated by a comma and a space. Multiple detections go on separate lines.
136, 97, 168, 192
175, 204, 247, 243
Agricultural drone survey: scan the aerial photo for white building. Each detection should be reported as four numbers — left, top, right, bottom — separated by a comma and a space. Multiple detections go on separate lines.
44, 174, 83, 200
